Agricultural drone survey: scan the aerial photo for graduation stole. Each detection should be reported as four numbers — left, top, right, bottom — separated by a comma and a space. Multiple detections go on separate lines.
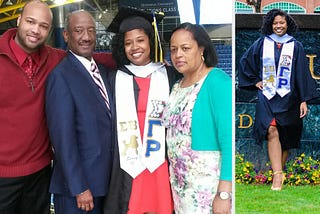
262, 35, 294, 100
115, 64, 169, 178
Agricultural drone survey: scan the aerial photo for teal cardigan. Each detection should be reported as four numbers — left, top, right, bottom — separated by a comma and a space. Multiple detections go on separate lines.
191, 67, 232, 181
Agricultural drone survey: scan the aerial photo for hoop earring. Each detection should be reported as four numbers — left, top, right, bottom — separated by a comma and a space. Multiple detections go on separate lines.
201, 55, 205, 61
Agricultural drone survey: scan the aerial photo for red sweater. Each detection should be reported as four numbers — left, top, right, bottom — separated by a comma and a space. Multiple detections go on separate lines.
0, 28, 115, 177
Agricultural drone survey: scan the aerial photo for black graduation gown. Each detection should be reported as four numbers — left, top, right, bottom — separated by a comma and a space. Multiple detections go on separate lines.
103, 65, 181, 214
238, 36, 318, 150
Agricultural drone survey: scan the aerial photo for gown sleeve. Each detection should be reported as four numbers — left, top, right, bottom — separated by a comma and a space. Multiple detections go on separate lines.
238, 37, 264, 90
293, 41, 319, 102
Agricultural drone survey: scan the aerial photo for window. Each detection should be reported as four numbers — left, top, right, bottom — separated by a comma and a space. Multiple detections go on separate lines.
263, 2, 305, 14
235, 1, 254, 14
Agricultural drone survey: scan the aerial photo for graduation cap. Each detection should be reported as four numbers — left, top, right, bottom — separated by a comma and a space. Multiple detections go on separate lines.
107, 6, 165, 62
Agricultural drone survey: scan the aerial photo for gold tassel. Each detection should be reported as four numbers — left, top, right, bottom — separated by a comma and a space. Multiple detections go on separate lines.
153, 21, 158, 62
152, 12, 164, 63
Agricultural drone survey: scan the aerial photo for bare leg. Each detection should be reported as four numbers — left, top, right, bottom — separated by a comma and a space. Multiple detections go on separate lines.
267, 126, 283, 189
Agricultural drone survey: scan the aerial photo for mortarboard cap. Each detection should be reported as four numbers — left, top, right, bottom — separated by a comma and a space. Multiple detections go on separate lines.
107, 6, 164, 33
107, 6, 165, 62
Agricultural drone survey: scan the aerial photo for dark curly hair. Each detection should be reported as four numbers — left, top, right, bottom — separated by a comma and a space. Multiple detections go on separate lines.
170, 22, 218, 67
111, 28, 156, 67
261, 8, 297, 36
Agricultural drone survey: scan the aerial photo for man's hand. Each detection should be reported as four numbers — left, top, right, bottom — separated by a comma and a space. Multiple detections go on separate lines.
76, 189, 94, 211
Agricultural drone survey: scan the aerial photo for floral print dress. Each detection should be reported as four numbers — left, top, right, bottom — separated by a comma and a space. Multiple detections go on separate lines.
162, 76, 221, 214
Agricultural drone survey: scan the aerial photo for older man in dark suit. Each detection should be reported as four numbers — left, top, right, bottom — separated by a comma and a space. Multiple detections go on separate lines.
45, 10, 114, 214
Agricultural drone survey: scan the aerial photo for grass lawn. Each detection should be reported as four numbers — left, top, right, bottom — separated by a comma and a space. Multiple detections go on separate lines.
236, 183, 320, 213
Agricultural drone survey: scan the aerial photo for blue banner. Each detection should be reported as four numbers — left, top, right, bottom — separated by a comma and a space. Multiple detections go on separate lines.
192, 0, 200, 24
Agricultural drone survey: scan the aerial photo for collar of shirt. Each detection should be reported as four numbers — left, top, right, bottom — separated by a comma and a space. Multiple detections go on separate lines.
268, 33, 293, 44
69, 50, 95, 72
10, 33, 40, 67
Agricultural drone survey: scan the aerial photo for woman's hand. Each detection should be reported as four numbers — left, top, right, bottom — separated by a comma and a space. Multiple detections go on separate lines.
212, 180, 232, 213
255, 81, 263, 90
212, 194, 232, 214
300, 101, 308, 118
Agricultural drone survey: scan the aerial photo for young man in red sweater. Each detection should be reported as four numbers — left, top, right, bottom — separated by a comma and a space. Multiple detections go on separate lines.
0, 1, 114, 213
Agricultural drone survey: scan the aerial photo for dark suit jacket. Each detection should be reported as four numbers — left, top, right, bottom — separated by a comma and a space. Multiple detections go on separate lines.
45, 51, 115, 197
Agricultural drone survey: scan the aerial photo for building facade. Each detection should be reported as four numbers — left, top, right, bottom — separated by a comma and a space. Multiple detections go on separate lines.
236, 0, 320, 13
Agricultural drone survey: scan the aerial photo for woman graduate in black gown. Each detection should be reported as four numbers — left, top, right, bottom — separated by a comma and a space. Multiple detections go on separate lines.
238, 8, 318, 191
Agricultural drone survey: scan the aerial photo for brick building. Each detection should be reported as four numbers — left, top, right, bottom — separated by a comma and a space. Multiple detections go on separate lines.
235, 0, 320, 13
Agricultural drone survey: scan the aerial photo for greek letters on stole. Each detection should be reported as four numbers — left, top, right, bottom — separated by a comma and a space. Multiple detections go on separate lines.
262, 37, 294, 99
115, 65, 169, 178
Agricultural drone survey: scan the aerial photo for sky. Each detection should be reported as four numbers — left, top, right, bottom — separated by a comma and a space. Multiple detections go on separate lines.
177, 0, 232, 24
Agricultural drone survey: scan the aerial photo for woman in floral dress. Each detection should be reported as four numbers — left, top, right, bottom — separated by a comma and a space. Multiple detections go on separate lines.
162, 23, 232, 214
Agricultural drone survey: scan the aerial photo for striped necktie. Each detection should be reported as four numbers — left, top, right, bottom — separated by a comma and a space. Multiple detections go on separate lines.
90, 62, 111, 112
